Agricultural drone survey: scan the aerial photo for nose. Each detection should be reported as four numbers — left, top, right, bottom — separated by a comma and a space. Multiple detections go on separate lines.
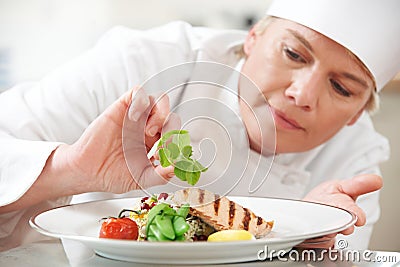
284, 71, 322, 111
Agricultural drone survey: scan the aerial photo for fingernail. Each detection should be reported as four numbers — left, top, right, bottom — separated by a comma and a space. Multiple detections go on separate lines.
142, 95, 150, 107
132, 111, 141, 122
148, 125, 158, 137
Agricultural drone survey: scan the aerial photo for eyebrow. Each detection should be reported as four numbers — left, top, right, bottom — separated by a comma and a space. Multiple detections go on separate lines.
287, 29, 313, 52
341, 72, 368, 88
287, 29, 369, 88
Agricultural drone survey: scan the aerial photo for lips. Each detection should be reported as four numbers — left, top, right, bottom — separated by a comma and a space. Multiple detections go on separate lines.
270, 107, 304, 130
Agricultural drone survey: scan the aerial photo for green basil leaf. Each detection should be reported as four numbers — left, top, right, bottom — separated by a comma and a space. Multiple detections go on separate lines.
174, 160, 193, 172
157, 130, 207, 186
194, 160, 208, 172
174, 167, 187, 181
172, 133, 191, 150
174, 160, 201, 185
158, 130, 188, 148
167, 143, 180, 160
186, 171, 201, 186
181, 145, 193, 158
158, 148, 171, 167
174, 160, 192, 181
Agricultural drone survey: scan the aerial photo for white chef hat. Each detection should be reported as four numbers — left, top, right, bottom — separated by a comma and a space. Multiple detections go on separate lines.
266, 0, 400, 92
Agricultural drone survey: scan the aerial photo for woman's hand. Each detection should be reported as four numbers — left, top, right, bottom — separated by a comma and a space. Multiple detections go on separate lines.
0, 86, 178, 213
66, 86, 179, 193
297, 174, 383, 249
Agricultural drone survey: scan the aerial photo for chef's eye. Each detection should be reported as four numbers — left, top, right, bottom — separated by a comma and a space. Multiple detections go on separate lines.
330, 79, 351, 97
284, 47, 306, 63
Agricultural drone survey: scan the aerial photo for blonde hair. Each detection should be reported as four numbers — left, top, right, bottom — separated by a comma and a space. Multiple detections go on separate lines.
243, 16, 379, 113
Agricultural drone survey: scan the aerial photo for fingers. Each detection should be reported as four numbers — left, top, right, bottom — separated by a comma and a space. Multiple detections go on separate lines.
155, 165, 175, 180
347, 204, 366, 227
302, 174, 381, 233
296, 235, 336, 249
136, 165, 175, 188
339, 174, 383, 200
340, 225, 355, 235
144, 93, 182, 154
146, 112, 182, 160
146, 93, 170, 137
124, 86, 179, 189
128, 87, 151, 122
128, 87, 178, 147
162, 112, 182, 133
130, 88, 180, 138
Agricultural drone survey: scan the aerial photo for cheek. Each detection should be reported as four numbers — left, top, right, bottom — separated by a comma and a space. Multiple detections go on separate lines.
312, 116, 354, 149
242, 59, 292, 102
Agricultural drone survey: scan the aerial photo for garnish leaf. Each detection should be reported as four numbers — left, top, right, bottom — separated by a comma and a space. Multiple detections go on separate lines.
167, 143, 180, 160
157, 130, 188, 148
174, 160, 193, 181
186, 170, 201, 186
172, 133, 190, 150
157, 130, 207, 186
158, 148, 171, 167
181, 145, 193, 158
174, 160, 201, 185
194, 160, 208, 172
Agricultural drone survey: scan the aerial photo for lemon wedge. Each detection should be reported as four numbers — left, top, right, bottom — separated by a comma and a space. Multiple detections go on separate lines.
207, 230, 255, 242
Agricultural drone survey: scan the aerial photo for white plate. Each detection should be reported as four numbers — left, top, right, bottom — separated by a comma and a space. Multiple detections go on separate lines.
30, 197, 356, 264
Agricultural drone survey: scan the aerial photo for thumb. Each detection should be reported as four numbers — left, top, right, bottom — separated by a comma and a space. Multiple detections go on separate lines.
162, 112, 182, 133
339, 174, 383, 200
134, 165, 174, 189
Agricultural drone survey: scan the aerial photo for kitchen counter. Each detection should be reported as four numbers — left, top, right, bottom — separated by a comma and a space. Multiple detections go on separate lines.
1, 238, 398, 267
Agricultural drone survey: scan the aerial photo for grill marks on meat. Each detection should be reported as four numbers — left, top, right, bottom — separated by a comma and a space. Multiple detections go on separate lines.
242, 208, 251, 230
228, 201, 235, 227
172, 188, 273, 238
213, 197, 220, 216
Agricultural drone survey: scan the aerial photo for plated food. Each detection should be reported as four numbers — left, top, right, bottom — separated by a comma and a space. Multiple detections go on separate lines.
30, 195, 356, 263
99, 188, 274, 242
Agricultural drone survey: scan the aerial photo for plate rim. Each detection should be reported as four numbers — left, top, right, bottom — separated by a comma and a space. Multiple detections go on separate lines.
29, 196, 357, 246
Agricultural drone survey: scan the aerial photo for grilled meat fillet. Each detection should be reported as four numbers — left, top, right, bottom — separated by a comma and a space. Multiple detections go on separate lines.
172, 188, 273, 238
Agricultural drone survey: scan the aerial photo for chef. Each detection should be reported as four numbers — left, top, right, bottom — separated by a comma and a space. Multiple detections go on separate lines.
0, 0, 399, 251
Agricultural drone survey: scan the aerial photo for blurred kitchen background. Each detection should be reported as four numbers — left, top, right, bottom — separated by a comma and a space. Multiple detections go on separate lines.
0, 0, 398, 252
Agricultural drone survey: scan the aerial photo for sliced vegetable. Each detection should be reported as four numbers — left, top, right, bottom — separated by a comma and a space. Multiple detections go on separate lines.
173, 216, 190, 236
149, 224, 170, 242
175, 235, 186, 241
146, 203, 170, 232
154, 214, 175, 240
145, 202, 191, 242
146, 235, 158, 242
99, 217, 139, 240
207, 230, 255, 242
176, 203, 190, 218
98, 193, 192, 242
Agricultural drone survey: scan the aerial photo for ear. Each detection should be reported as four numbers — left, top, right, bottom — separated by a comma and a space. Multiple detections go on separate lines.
243, 26, 258, 56
346, 108, 364, 126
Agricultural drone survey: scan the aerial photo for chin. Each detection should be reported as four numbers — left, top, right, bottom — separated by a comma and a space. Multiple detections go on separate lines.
275, 143, 313, 154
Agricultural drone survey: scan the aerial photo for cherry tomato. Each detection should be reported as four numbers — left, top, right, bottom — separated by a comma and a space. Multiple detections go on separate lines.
99, 217, 139, 240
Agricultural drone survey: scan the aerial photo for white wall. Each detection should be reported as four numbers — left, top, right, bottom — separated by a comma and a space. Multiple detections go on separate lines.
370, 93, 400, 252
0, 0, 270, 90
0, 0, 398, 252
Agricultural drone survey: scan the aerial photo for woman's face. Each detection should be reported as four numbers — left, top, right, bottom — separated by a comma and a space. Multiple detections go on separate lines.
239, 18, 374, 154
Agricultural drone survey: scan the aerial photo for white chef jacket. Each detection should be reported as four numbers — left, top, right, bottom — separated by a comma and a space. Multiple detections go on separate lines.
0, 21, 389, 251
